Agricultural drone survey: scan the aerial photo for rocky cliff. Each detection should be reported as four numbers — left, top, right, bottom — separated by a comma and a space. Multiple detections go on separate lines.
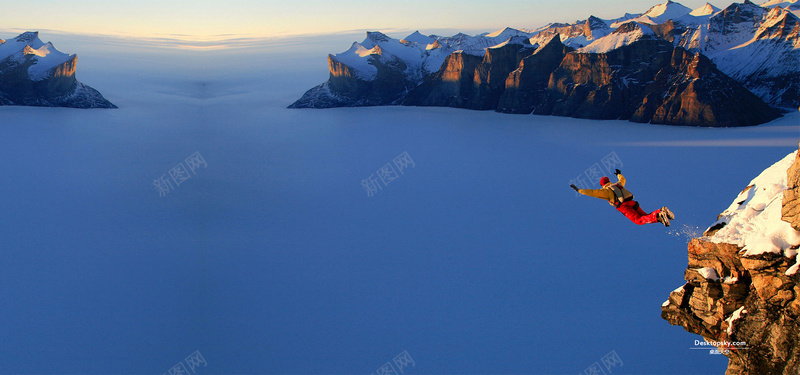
535, 39, 779, 126
404, 36, 536, 110
0, 31, 116, 109
497, 36, 574, 114
662, 142, 800, 374
410, 37, 778, 126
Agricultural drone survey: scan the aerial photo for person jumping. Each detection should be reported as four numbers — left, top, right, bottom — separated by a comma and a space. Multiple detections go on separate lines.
570, 169, 675, 227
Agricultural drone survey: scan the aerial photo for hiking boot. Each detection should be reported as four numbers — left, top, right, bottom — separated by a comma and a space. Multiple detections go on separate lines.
658, 209, 671, 227
662, 206, 675, 220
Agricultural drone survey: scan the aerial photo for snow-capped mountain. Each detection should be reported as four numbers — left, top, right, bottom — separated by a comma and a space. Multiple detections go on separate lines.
291, 1, 799, 124
0, 31, 115, 108
690, 2, 723, 16
625, 0, 693, 25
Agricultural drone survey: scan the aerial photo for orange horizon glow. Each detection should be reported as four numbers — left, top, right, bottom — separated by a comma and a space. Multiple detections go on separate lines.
0, 0, 721, 45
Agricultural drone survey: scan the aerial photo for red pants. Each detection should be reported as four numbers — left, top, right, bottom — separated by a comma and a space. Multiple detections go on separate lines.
616, 200, 660, 225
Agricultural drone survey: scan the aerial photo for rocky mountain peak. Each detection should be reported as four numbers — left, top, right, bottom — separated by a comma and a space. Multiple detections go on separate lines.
365, 31, 390, 43
612, 21, 649, 34
0, 31, 115, 108
714, 0, 767, 24
756, 7, 800, 42
15, 31, 39, 43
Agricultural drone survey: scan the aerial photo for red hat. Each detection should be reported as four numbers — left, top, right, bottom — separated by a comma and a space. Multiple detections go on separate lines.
599, 176, 610, 186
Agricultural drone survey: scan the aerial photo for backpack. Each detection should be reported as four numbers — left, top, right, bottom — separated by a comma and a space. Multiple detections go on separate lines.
604, 182, 633, 206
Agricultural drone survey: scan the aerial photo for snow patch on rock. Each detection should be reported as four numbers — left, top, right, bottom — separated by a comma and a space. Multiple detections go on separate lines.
708, 151, 800, 257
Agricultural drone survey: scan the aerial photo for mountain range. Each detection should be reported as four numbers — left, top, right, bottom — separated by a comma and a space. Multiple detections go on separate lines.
290, 0, 800, 127
0, 31, 116, 109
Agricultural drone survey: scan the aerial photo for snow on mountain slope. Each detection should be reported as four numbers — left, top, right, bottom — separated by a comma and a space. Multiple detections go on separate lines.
0, 31, 75, 81
676, 5, 722, 28
761, 0, 798, 8
0, 31, 43, 60
639, 0, 693, 23
360, 32, 426, 70
483, 27, 530, 40
488, 35, 534, 49
305, 1, 799, 109
690, 2, 722, 16
527, 16, 612, 49
608, 0, 691, 26
324, 0, 796, 85
704, 1, 771, 53
401, 31, 434, 45
692, 4, 800, 106
26, 42, 73, 80
329, 31, 428, 81
578, 22, 655, 53
708, 150, 800, 257
328, 42, 380, 80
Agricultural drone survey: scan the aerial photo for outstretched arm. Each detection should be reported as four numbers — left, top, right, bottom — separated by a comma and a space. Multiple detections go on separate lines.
572, 186, 615, 201
615, 169, 626, 187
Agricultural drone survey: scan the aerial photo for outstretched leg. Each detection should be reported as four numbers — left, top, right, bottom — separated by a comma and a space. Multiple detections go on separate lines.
633, 202, 648, 216
616, 201, 661, 225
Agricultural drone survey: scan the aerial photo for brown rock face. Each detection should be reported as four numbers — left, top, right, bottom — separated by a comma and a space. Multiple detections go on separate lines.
662, 144, 800, 374
469, 39, 536, 109
326, 49, 411, 106
403, 52, 483, 108
755, 7, 799, 42
405, 40, 534, 109
496, 36, 573, 114
540, 40, 780, 126
783, 141, 800, 231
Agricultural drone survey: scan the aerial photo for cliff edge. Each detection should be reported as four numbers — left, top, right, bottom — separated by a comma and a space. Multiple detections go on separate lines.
662, 141, 800, 374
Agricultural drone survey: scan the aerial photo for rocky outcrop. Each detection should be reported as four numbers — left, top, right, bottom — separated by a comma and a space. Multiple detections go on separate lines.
662, 142, 800, 374
0, 31, 116, 109
783, 144, 800, 231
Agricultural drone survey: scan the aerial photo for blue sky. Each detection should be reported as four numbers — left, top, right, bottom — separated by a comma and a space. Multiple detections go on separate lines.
3, 0, 724, 38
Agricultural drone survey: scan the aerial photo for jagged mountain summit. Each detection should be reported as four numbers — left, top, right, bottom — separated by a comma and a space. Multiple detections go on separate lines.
0, 31, 116, 109
633, 0, 693, 24
690, 2, 723, 16
290, 0, 800, 127
662, 141, 800, 374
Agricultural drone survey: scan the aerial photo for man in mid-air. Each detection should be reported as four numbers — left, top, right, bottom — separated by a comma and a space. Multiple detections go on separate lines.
571, 169, 674, 227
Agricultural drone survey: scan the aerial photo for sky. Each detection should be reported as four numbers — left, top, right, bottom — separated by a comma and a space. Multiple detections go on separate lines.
1, 0, 735, 39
